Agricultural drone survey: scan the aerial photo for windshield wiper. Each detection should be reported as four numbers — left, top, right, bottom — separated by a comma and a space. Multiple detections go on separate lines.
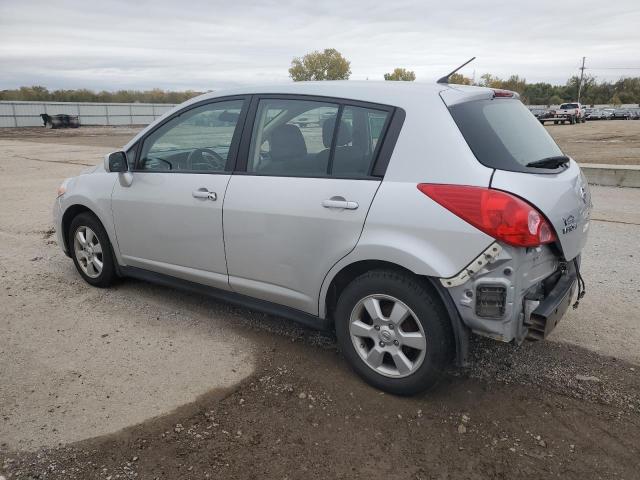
526, 155, 570, 169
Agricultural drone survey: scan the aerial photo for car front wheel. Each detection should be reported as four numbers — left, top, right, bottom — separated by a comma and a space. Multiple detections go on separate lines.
335, 270, 453, 395
69, 212, 116, 287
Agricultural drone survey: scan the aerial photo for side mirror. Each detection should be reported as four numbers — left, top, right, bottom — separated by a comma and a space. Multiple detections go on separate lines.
105, 151, 128, 173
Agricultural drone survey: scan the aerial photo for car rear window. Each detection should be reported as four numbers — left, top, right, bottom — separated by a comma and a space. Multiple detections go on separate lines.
560, 103, 579, 109
448, 98, 564, 173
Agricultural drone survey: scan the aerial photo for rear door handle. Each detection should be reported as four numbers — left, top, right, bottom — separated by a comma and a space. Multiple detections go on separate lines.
322, 197, 358, 210
192, 188, 217, 201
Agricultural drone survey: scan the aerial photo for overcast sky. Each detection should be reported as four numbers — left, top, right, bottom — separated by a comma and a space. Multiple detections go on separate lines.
1, 0, 639, 91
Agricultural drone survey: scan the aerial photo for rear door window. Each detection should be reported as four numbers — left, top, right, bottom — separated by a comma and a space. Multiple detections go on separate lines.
448, 99, 564, 173
247, 99, 339, 176
330, 106, 390, 177
244, 97, 396, 178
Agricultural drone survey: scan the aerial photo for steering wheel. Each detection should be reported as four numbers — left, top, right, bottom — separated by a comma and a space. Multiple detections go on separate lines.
186, 148, 225, 171
144, 156, 172, 170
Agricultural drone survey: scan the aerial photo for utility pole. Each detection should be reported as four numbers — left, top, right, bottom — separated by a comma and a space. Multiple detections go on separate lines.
577, 56, 586, 103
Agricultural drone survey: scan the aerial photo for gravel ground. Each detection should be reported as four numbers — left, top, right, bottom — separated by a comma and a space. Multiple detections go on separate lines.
544, 119, 640, 165
1, 334, 639, 479
0, 126, 639, 479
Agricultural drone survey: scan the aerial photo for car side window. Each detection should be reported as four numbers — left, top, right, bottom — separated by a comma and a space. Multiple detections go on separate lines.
138, 99, 244, 172
329, 106, 390, 178
247, 99, 339, 176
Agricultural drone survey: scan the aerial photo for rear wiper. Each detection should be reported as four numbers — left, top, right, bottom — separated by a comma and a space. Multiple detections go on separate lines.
526, 155, 570, 169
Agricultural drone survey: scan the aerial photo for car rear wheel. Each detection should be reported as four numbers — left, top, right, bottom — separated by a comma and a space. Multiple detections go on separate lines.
335, 269, 453, 395
69, 212, 116, 287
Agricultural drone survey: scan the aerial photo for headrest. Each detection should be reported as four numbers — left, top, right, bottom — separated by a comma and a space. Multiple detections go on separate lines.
322, 117, 353, 148
270, 124, 307, 161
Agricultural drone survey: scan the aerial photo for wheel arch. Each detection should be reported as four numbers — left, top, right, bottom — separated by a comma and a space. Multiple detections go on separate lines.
61, 203, 117, 261
322, 259, 469, 367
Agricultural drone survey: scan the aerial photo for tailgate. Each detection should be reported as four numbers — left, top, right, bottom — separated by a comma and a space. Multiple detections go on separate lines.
491, 161, 592, 260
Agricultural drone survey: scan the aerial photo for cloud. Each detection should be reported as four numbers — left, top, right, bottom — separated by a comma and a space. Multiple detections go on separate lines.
1, 0, 639, 90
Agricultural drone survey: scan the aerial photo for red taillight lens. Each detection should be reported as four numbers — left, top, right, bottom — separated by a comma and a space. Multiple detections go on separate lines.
417, 184, 556, 247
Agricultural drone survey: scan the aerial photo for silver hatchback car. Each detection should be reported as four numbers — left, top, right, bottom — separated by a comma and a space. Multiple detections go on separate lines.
54, 81, 591, 394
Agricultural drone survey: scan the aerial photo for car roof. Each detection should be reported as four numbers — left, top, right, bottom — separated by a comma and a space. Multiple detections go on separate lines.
184, 81, 495, 110
122, 81, 496, 151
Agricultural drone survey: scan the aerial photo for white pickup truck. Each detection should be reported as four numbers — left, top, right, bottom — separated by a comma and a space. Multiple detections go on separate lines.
539, 102, 585, 125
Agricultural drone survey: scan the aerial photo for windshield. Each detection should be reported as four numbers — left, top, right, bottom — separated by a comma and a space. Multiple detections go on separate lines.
448, 98, 564, 173
560, 104, 579, 109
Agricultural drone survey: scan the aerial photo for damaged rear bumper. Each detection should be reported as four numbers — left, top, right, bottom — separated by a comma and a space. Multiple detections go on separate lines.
441, 241, 578, 343
524, 262, 577, 340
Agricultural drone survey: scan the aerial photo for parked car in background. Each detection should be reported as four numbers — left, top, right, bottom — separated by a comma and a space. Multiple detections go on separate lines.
585, 109, 605, 120
630, 108, 640, 120
529, 107, 553, 121
611, 109, 631, 120
602, 109, 615, 120
556, 102, 585, 123
53, 81, 591, 395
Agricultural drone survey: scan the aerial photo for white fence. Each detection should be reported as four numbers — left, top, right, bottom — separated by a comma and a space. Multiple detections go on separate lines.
0, 101, 177, 128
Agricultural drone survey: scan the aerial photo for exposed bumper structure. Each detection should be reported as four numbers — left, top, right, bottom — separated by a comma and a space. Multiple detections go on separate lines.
524, 262, 577, 340
441, 242, 578, 343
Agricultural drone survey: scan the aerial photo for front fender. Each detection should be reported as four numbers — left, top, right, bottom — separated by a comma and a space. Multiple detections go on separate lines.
59, 173, 121, 264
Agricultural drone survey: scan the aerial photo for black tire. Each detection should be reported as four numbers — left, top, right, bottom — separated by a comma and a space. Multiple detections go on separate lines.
335, 269, 453, 395
68, 212, 117, 287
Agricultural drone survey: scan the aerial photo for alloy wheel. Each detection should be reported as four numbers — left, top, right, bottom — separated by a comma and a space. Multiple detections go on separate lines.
73, 226, 103, 278
349, 294, 427, 378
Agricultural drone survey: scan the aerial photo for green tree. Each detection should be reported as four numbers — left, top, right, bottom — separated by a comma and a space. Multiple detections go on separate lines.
288, 48, 351, 81
383, 68, 416, 81
610, 93, 622, 106
447, 73, 471, 85
0, 86, 203, 103
523, 82, 556, 105
479, 73, 501, 88
548, 95, 563, 106
501, 75, 527, 95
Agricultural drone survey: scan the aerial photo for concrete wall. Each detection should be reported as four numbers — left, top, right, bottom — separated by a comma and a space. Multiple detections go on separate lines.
0, 101, 176, 127
580, 164, 640, 188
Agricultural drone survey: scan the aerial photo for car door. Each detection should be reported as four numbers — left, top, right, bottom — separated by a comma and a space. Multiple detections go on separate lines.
223, 96, 394, 314
111, 97, 248, 289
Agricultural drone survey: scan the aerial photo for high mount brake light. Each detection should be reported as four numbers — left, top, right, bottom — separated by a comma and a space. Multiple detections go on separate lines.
492, 89, 514, 98
417, 184, 557, 247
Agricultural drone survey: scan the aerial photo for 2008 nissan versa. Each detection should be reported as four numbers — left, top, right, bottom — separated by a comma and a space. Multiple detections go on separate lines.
54, 78, 591, 395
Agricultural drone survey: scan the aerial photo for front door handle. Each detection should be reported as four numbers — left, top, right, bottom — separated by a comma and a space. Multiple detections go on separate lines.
192, 188, 217, 201
322, 196, 358, 210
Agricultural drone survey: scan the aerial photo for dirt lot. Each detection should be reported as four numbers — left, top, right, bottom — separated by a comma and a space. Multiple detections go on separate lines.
544, 120, 640, 165
1, 125, 639, 479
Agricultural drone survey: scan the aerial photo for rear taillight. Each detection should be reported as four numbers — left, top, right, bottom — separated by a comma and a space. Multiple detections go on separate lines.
417, 184, 556, 247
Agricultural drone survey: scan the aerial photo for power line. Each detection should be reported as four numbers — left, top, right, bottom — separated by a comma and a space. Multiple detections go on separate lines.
585, 67, 640, 70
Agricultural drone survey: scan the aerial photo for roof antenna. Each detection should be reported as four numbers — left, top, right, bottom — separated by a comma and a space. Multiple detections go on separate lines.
437, 57, 476, 84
